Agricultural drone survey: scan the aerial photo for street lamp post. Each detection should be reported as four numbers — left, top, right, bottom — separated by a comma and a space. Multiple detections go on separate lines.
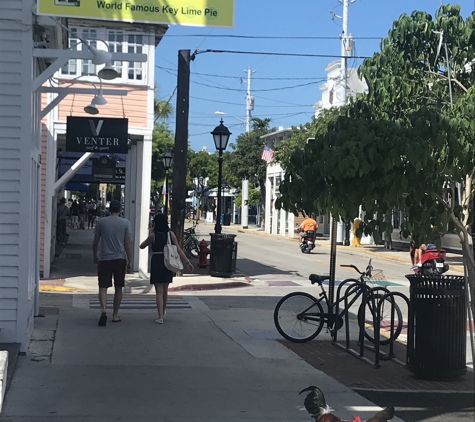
211, 119, 231, 234
215, 111, 249, 229
162, 151, 174, 217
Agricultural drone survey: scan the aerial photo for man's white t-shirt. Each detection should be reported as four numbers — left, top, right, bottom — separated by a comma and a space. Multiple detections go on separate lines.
94, 215, 132, 261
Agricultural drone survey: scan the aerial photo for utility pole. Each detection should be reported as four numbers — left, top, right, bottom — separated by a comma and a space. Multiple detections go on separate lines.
171, 49, 191, 249
242, 67, 255, 229
329, 0, 354, 305
336, 0, 354, 246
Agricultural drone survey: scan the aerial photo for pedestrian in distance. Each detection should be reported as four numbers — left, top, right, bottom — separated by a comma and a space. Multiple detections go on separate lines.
93, 200, 133, 326
140, 213, 193, 324
78, 199, 87, 229
56, 197, 69, 243
71, 199, 79, 228
87, 202, 97, 229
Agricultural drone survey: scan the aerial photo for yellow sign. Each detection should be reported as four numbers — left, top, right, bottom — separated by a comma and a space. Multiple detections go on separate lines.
37, 0, 234, 28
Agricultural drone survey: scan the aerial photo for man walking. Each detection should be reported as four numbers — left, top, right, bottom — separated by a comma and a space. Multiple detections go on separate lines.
93, 200, 132, 326
56, 197, 69, 243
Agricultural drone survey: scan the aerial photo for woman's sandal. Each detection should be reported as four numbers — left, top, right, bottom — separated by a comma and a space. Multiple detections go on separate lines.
98, 313, 107, 326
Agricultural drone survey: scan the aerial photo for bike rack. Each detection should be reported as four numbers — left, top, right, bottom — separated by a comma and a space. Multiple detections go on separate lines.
331, 280, 377, 366
330, 282, 411, 369
373, 291, 410, 368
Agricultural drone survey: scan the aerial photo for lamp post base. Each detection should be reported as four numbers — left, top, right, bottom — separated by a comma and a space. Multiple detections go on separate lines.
214, 223, 222, 235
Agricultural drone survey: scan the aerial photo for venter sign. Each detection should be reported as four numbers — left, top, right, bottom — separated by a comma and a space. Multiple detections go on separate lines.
37, 0, 234, 28
66, 116, 129, 154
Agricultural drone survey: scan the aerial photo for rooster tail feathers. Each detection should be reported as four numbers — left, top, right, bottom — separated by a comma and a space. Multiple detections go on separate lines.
299, 386, 321, 396
299, 386, 330, 417
298, 386, 326, 406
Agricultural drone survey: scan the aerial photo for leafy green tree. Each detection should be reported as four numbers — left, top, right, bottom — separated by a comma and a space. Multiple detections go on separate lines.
274, 107, 347, 174
227, 117, 275, 224
188, 149, 218, 191
234, 188, 262, 210
154, 90, 174, 122
277, 4, 475, 315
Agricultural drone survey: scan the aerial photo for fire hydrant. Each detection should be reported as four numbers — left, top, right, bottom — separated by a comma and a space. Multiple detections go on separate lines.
198, 239, 210, 268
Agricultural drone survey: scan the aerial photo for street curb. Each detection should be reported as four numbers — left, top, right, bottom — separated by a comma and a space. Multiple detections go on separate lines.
0, 350, 8, 414
40, 285, 88, 292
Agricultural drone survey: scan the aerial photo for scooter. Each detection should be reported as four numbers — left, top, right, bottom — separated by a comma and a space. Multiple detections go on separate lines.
413, 244, 450, 275
300, 230, 316, 254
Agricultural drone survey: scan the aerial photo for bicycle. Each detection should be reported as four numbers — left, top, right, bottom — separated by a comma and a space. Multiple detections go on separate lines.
273, 259, 403, 345
183, 224, 200, 258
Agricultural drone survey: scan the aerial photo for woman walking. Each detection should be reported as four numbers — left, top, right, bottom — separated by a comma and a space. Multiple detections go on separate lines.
140, 214, 193, 324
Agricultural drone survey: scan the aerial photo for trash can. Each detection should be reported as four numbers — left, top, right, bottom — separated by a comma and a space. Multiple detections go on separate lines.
209, 233, 236, 277
405, 274, 467, 380
224, 214, 231, 226
220, 213, 225, 225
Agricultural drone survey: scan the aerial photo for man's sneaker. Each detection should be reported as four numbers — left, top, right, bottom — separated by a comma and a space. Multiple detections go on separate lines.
155, 318, 164, 324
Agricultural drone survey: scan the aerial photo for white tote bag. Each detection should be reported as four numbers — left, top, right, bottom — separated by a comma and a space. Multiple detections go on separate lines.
163, 232, 183, 273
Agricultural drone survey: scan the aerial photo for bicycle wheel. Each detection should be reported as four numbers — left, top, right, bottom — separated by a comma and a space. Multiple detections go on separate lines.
357, 293, 403, 345
274, 292, 324, 343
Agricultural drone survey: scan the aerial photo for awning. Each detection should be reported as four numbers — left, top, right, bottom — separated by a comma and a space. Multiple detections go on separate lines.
65, 182, 89, 192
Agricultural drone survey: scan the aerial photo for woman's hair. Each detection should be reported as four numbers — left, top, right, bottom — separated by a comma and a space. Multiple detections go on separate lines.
153, 213, 169, 233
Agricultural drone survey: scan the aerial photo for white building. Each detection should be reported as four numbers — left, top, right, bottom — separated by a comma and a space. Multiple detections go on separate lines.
0, 0, 166, 350
262, 128, 297, 237
313, 60, 368, 115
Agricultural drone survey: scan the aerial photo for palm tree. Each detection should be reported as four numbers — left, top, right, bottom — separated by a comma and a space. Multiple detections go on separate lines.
154, 88, 174, 122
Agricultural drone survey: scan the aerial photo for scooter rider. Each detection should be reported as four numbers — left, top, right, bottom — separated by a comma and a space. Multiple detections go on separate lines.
299, 215, 318, 244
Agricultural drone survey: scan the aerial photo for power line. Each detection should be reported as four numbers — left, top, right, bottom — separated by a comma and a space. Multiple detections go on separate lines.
192, 79, 326, 92
195, 49, 371, 59
189, 95, 311, 108
162, 34, 382, 40
156, 65, 325, 80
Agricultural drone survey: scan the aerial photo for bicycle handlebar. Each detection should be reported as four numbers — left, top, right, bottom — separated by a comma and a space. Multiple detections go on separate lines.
340, 259, 373, 277
340, 264, 365, 275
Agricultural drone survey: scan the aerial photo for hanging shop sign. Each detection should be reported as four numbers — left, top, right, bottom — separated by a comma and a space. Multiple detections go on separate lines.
37, 0, 234, 28
66, 116, 128, 154
92, 157, 126, 182
92, 155, 116, 180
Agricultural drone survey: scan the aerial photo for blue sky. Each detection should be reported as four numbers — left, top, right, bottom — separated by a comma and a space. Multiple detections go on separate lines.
154, 0, 474, 152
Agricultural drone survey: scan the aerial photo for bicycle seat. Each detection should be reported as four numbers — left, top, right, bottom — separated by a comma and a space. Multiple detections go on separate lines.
309, 274, 330, 285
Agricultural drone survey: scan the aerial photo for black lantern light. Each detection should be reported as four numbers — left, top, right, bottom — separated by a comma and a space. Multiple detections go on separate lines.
211, 119, 231, 234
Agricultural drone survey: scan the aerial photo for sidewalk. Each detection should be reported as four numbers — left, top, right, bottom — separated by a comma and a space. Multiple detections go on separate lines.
0, 229, 405, 421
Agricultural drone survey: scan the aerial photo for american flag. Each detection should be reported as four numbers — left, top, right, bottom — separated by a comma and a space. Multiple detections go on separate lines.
261, 145, 274, 163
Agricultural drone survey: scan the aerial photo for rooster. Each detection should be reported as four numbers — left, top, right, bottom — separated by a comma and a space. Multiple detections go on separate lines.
299, 386, 394, 422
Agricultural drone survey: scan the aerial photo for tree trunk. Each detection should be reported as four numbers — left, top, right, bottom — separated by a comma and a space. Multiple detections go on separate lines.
460, 233, 475, 322
259, 179, 266, 229
383, 212, 393, 250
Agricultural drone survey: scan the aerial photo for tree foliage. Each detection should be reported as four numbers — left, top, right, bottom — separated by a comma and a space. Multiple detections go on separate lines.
274, 107, 347, 176
234, 188, 262, 209
276, 4, 475, 314
187, 150, 218, 189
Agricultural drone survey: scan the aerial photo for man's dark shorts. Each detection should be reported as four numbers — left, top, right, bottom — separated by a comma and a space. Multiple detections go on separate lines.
97, 259, 127, 288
